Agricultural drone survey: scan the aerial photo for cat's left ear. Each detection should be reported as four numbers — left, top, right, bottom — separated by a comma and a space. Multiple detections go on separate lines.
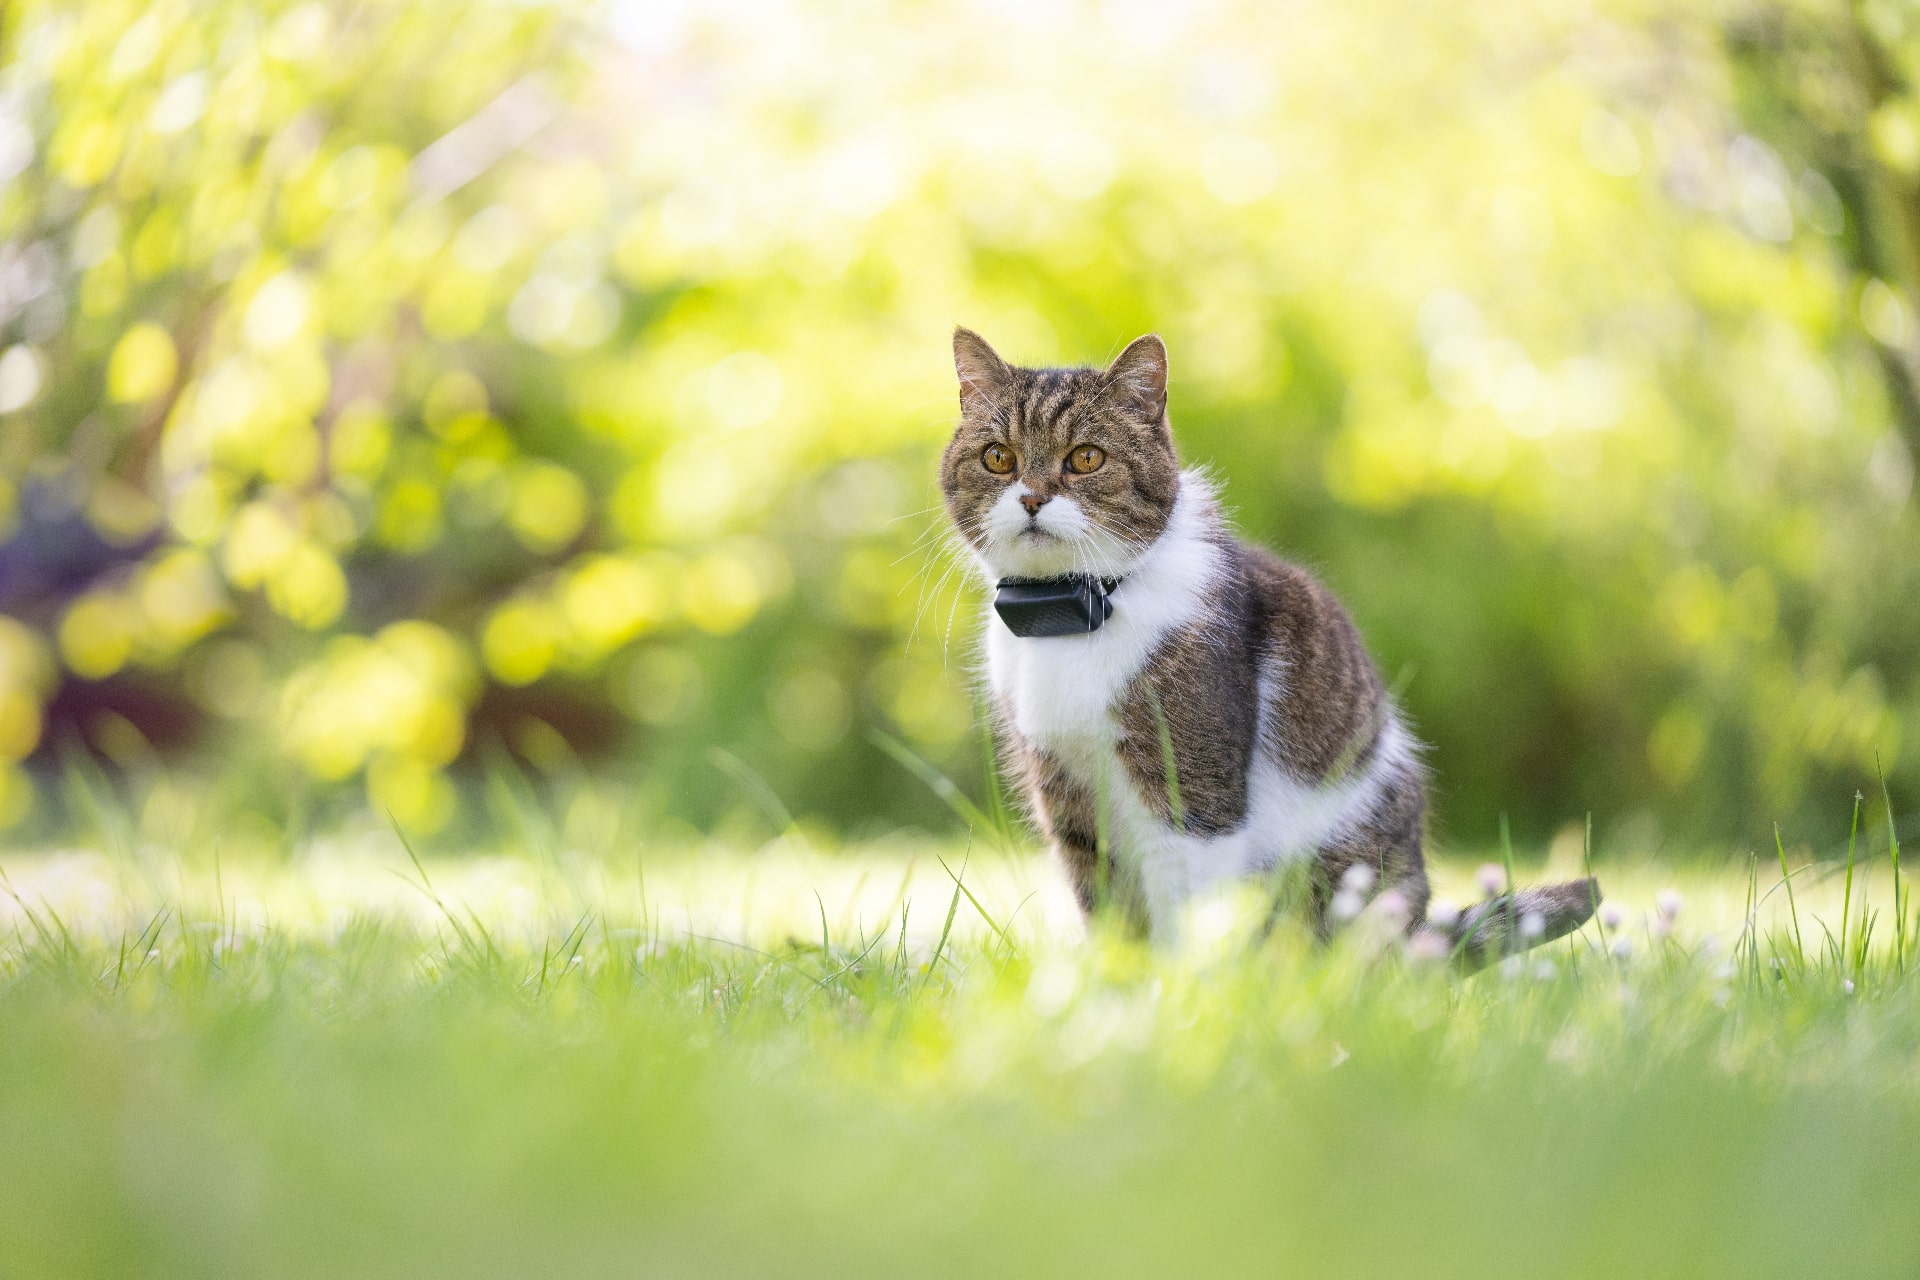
1104, 334, 1168, 420
953, 327, 1011, 416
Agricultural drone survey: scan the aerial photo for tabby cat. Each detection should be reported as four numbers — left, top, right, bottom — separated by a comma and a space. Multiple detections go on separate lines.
940, 327, 1598, 963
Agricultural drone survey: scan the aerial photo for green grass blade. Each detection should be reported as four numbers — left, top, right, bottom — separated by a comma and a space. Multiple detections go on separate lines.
1499, 812, 1516, 959
1880, 754, 1905, 973
870, 730, 1011, 852
1774, 824, 1805, 968
974, 687, 1016, 847
1842, 791, 1860, 981
936, 852, 1015, 956
920, 840, 969, 996
708, 747, 802, 845
1145, 688, 1185, 832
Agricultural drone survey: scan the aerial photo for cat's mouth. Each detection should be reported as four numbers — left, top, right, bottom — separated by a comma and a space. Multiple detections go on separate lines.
1016, 525, 1058, 542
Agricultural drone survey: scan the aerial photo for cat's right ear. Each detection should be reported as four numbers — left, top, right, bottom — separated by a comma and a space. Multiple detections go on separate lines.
1104, 334, 1169, 421
953, 327, 1010, 416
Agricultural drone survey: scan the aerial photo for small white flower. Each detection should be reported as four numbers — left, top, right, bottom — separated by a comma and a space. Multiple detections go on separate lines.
1843, 979, 1855, 995
1610, 936, 1633, 959
1532, 958, 1557, 981
568, 954, 584, 968
1520, 910, 1545, 940
1406, 929, 1451, 962
1340, 864, 1377, 894
1330, 888, 1365, 922
1426, 899, 1461, 929
1598, 902, 1625, 930
1373, 889, 1410, 923
1499, 955, 1525, 980
1477, 863, 1507, 897
1651, 912, 1674, 939
1656, 889, 1684, 920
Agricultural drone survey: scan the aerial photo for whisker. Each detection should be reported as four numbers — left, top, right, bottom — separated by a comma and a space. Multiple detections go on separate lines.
887, 503, 950, 526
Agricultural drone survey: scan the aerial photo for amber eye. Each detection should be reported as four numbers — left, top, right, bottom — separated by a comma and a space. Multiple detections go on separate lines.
982, 443, 1016, 475
1066, 444, 1106, 474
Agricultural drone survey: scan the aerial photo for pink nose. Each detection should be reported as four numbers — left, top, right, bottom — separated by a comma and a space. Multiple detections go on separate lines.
1019, 493, 1050, 516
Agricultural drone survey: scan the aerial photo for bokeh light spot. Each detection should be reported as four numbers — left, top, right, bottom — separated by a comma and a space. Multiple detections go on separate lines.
483, 600, 558, 686
681, 551, 762, 635
507, 463, 589, 554
706, 352, 785, 429
244, 272, 311, 349
618, 647, 703, 726
770, 668, 852, 751
1581, 110, 1642, 178
59, 594, 139, 680
107, 323, 178, 402
0, 345, 45, 412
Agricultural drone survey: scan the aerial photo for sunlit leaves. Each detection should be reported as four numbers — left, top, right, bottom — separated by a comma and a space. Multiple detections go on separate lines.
105, 321, 176, 400
280, 622, 474, 786
55, 547, 231, 683
0, 620, 54, 762
0, 0, 1916, 844
482, 598, 557, 688
221, 501, 343, 628
505, 462, 589, 554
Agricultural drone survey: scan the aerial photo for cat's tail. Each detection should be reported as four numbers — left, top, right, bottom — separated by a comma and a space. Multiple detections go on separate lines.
1446, 877, 1600, 972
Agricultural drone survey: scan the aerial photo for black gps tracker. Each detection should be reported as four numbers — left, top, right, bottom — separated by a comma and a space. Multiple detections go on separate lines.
992, 574, 1118, 638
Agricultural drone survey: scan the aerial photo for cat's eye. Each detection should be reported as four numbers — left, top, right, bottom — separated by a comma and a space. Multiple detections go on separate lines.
1066, 444, 1106, 474
982, 443, 1016, 475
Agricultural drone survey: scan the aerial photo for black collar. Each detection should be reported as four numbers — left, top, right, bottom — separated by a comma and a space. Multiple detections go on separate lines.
993, 574, 1120, 637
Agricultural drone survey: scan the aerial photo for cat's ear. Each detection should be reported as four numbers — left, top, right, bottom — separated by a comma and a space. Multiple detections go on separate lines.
953, 327, 1010, 415
1104, 334, 1169, 420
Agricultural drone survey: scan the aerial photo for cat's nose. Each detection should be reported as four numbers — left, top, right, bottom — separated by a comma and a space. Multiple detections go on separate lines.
1019, 492, 1050, 516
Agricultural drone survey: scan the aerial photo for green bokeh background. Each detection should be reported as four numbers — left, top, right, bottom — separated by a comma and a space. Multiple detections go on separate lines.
1, 0, 1918, 855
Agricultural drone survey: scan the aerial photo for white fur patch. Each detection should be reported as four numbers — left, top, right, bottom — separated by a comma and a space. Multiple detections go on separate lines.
983, 474, 1223, 755
979, 470, 1412, 942
1116, 714, 1416, 939
980, 482, 1132, 580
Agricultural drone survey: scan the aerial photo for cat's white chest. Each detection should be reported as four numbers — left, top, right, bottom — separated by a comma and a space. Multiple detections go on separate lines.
981, 485, 1224, 765
985, 623, 1134, 757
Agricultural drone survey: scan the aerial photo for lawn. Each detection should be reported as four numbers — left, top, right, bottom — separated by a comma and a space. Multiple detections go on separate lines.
2, 834, 1917, 1279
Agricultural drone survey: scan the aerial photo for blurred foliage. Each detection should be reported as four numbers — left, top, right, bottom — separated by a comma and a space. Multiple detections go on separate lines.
0, 0, 1919, 851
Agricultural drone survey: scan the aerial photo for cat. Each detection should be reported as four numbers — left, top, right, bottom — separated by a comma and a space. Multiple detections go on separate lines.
939, 327, 1599, 964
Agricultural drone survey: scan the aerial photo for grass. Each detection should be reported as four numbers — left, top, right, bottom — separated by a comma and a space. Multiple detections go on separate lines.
2, 834, 1919, 1279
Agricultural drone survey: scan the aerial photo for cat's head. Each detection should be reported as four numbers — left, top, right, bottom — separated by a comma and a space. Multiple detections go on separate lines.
939, 329, 1180, 580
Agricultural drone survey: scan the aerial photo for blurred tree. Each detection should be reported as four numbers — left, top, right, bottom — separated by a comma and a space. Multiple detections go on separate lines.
1724, 0, 1920, 450
0, 0, 1915, 855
